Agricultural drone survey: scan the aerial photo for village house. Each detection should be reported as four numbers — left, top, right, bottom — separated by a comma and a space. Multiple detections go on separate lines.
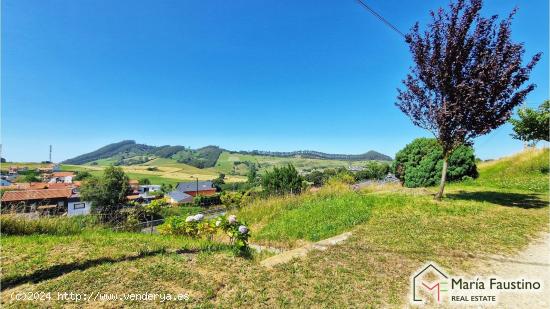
49, 171, 75, 184
138, 184, 161, 196
128, 179, 140, 191
175, 180, 216, 196
1, 188, 92, 217
167, 190, 194, 204
8, 166, 20, 175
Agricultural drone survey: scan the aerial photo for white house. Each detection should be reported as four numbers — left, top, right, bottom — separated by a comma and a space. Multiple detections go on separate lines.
49, 172, 75, 184
67, 195, 92, 217
138, 185, 161, 195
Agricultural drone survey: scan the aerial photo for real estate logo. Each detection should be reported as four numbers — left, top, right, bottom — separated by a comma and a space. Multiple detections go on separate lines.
411, 263, 449, 304
410, 262, 544, 306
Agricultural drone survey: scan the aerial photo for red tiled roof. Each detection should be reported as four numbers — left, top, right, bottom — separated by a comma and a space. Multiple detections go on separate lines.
4, 182, 74, 190
28, 183, 50, 189
1, 189, 73, 202
46, 183, 73, 189
3, 183, 31, 190
52, 172, 75, 177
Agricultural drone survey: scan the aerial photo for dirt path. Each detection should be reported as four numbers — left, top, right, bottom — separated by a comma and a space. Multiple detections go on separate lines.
475, 232, 550, 308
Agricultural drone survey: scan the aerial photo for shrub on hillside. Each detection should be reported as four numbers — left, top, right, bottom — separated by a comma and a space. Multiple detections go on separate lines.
354, 161, 390, 181
220, 190, 253, 208
330, 172, 355, 184
158, 214, 250, 256
74, 171, 92, 181
262, 164, 304, 195
220, 191, 243, 208
193, 194, 221, 207
392, 138, 477, 188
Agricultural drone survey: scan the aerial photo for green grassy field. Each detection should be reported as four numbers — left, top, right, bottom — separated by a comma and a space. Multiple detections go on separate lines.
61, 159, 246, 185
1, 148, 548, 307
214, 151, 375, 175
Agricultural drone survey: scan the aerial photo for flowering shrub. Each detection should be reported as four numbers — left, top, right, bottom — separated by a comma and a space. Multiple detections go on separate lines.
215, 215, 251, 256
158, 213, 251, 256
158, 216, 199, 237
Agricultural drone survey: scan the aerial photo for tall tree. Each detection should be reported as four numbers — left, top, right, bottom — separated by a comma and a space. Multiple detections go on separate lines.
261, 164, 303, 195
510, 100, 550, 145
247, 163, 258, 184
396, 0, 541, 199
80, 166, 130, 220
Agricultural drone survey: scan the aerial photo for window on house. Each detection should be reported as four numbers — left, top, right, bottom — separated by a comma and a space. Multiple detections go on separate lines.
73, 203, 86, 209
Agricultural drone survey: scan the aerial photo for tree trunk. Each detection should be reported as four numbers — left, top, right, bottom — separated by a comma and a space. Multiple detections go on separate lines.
435, 155, 448, 200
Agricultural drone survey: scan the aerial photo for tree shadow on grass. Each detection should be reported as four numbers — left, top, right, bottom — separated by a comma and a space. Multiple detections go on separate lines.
1, 249, 167, 291
1, 247, 208, 291
446, 191, 548, 209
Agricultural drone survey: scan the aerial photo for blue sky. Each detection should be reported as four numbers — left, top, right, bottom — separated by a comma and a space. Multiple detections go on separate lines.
1, 0, 548, 162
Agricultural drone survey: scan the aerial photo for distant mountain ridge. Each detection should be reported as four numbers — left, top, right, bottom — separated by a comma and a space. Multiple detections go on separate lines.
237, 150, 392, 161
62, 140, 392, 168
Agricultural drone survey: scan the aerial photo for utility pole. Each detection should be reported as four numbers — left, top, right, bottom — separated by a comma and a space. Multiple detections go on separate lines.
49, 145, 52, 163
196, 177, 199, 196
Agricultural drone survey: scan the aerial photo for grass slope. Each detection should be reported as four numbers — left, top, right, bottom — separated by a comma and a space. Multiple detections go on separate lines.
462, 147, 549, 192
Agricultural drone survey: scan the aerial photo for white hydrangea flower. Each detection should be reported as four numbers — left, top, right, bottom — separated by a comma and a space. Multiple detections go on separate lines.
215, 220, 221, 227
238, 225, 248, 234
228, 215, 237, 224
194, 213, 204, 221
185, 216, 195, 222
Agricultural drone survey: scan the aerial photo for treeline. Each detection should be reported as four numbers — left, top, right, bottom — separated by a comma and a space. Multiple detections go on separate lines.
173, 146, 223, 169
304, 162, 391, 187
234, 150, 392, 161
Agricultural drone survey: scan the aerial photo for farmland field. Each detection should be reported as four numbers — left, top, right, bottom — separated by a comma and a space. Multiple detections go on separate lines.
55, 151, 386, 185
214, 151, 378, 175
60, 158, 247, 185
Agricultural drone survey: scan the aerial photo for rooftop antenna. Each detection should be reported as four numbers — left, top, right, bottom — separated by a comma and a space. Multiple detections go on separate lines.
49, 145, 52, 163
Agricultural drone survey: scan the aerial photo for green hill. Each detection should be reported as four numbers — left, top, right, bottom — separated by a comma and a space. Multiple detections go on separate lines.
62, 140, 391, 171
63, 141, 224, 168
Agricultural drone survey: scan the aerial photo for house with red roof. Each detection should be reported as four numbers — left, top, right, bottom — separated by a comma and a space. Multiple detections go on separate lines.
1, 188, 91, 217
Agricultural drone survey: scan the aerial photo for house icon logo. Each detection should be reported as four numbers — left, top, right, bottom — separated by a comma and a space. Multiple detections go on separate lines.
411, 262, 449, 304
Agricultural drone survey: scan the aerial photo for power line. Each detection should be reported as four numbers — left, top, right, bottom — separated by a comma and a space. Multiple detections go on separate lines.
355, 0, 406, 38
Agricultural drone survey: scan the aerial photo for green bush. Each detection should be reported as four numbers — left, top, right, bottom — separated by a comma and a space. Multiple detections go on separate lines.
220, 191, 243, 208
262, 164, 304, 195
0, 215, 101, 236
220, 190, 254, 209
392, 138, 478, 188
330, 172, 355, 184
192, 194, 221, 207
74, 171, 92, 181
143, 199, 167, 216
354, 161, 390, 181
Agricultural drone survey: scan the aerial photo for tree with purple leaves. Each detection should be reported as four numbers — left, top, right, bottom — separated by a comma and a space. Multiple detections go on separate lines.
396, 0, 541, 199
